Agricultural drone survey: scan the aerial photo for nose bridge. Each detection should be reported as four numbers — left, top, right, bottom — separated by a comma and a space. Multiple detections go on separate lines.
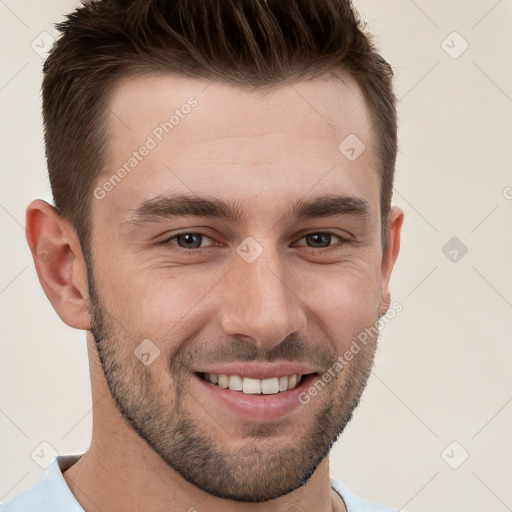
220, 239, 306, 349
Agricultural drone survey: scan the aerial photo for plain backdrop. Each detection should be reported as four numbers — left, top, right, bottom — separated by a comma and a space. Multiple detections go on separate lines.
1, 1, 511, 511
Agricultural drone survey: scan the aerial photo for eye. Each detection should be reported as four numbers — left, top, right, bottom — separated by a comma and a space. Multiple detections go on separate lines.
165, 232, 215, 250
295, 232, 347, 249
161, 231, 349, 253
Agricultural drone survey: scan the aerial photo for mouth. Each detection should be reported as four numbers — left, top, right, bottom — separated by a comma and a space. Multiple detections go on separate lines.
199, 372, 306, 395
192, 369, 320, 421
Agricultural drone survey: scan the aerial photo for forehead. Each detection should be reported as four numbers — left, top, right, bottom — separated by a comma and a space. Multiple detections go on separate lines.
97, 72, 380, 224
107, 71, 374, 145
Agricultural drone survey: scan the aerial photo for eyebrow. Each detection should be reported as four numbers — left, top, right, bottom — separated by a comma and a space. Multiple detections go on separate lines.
122, 193, 370, 227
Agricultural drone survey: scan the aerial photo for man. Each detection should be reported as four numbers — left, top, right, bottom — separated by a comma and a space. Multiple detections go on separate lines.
2, 0, 404, 510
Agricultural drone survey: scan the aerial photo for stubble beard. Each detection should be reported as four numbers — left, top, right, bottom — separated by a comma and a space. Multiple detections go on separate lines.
86, 265, 378, 502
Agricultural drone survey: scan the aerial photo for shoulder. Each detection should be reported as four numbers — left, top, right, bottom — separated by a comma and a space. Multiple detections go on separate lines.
330, 477, 402, 512
1, 455, 84, 512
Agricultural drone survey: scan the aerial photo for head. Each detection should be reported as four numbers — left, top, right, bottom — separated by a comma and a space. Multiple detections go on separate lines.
26, 0, 403, 504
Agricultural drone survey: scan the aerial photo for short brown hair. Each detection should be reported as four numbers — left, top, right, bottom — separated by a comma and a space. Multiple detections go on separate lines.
42, 0, 397, 260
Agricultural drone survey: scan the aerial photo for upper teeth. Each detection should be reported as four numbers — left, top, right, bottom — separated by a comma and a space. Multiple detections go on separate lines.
204, 373, 302, 394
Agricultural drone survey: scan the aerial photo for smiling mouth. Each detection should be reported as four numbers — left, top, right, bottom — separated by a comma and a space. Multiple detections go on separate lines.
198, 372, 316, 395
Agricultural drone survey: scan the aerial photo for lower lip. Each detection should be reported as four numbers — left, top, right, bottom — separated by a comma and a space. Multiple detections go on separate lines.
191, 373, 318, 421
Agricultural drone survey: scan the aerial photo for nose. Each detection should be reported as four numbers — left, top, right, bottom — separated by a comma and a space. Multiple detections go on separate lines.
219, 241, 307, 351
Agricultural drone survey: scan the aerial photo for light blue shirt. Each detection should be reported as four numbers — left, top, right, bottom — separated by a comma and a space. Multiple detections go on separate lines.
1, 454, 400, 511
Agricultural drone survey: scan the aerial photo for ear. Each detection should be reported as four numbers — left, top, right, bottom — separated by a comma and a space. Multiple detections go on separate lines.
25, 199, 91, 330
379, 206, 404, 316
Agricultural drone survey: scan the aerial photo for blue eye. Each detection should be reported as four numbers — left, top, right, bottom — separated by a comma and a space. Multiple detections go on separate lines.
162, 231, 348, 253
294, 232, 348, 250
299, 232, 344, 248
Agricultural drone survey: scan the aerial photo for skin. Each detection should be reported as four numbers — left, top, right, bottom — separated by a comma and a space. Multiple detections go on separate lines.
25, 72, 403, 512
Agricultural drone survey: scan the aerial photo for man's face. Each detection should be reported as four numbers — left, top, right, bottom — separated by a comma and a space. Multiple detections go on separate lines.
87, 73, 394, 501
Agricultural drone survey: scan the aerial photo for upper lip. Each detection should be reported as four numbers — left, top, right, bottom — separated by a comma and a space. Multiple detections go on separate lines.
194, 363, 319, 380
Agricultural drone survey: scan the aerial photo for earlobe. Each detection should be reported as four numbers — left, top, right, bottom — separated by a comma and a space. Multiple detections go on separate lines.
25, 199, 91, 330
380, 206, 404, 316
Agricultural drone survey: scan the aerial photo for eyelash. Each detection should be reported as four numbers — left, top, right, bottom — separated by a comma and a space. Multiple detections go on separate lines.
161, 231, 350, 254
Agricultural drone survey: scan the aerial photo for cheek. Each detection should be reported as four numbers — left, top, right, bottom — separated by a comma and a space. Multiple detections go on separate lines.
303, 264, 382, 348
114, 274, 214, 351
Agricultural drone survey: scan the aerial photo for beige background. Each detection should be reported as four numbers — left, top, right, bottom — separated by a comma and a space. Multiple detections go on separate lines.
1, 1, 511, 510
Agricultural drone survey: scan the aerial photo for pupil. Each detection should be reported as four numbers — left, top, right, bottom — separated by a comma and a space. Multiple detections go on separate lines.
179, 233, 201, 248
308, 233, 330, 247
